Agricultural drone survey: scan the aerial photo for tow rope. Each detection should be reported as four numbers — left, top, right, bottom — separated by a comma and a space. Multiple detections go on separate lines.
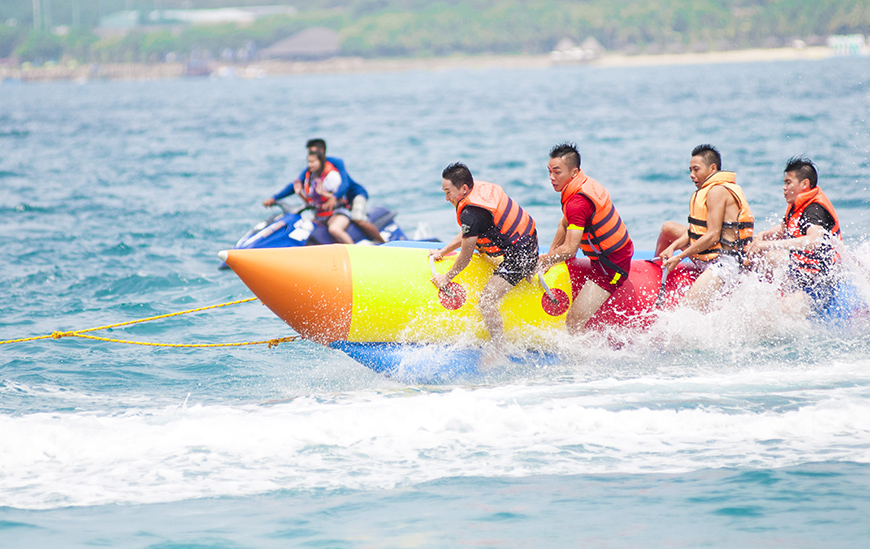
0, 297, 301, 349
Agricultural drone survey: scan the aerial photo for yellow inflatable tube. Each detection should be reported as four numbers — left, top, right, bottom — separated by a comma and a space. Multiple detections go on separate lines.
220, 244, 572, 345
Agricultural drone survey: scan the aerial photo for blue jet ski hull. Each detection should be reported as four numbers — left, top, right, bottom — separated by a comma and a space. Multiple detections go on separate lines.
220, 205, 406, 268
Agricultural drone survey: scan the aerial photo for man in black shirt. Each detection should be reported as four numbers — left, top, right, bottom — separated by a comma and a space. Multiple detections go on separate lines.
748, 156, 842, 307
430, 163, 538, 345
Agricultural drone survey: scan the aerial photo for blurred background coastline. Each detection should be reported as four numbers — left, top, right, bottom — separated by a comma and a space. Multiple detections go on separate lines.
0, 45, 842, 83
1, 0, 867, 83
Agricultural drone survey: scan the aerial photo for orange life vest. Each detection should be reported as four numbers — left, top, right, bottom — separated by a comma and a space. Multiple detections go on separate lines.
687, 171, 754, 262
559, 169, 631, 270
785, 186, 841, 275
302, 161, 342, 218
455, 181, 536, 256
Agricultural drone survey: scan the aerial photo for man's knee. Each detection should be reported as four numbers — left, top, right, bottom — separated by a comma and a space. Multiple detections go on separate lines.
567, 281, 612, 332
328, 224, 347, 238
661, 220, 685, 237
479, 277, 512, 312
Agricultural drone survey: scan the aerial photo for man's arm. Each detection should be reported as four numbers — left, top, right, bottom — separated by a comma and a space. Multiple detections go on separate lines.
264, 178, 302, 206
662, 186, 729, 272
745, 222, 785, 255
430, 232, 463, 261
757, 224, 786, 241
762, 203, 837, 252
431, 235, 476, 289
538, 218, 583, 273
659, 230, 689, 262
750, 224, 825, 254
547, 217, 568, 254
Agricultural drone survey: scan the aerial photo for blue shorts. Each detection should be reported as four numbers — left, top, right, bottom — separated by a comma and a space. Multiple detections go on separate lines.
789, 264, 837, 312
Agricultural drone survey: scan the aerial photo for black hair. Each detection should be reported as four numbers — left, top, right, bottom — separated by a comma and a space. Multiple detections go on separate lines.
442, 162, 474, 189
784, 155, 818, 189
691, 144, 722, 171
308, 149, 327, 177
549, 142, 581, 169
306, 138, 327, 153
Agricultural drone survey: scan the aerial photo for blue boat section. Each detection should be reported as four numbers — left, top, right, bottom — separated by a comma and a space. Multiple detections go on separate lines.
329, 341, 560, 385
382, 240, 443, 250
632, 249, 656, 260
814, 280, 868, 324
330, 341, 483, 383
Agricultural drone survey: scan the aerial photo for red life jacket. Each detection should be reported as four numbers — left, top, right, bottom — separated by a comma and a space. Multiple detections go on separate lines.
455, 181, 536, 256
785, 186, 841, 274
302, 161, 342, 218
560, 169, 631, 273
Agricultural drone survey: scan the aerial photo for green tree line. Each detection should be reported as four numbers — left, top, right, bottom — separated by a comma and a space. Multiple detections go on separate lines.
2, 0, 869, 64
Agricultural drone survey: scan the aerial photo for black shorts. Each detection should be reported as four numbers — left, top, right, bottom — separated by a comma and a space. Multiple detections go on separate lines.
492, 233, 539, 286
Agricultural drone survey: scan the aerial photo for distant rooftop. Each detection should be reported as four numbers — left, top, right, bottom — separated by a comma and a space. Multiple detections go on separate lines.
259, 27, 340, 60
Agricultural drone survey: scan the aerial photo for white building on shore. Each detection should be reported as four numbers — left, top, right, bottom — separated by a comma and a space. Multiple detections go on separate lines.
827, 34, 869, 56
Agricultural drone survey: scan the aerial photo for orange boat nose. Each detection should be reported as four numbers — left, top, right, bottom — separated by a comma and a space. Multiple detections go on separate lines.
219, 246, 352, 344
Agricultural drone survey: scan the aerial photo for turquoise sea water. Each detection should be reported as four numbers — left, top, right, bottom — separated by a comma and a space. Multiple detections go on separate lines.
2, 57, 870, 547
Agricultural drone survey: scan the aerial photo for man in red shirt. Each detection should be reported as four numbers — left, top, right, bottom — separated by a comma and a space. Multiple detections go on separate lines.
537, 143, 634, 334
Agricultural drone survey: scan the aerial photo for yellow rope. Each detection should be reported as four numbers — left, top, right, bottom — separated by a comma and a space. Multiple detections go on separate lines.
53, 333, 302, 348
0, 297, 302, 349
64, 297, 259, 335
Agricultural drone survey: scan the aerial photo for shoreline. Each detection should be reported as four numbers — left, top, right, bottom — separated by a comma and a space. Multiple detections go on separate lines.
0, 46, 841, 83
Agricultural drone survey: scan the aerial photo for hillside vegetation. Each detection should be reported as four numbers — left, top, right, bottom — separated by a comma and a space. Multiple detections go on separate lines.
1, 0, 868, 63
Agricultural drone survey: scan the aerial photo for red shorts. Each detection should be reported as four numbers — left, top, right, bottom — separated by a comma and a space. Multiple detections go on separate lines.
587, 241, 634, 294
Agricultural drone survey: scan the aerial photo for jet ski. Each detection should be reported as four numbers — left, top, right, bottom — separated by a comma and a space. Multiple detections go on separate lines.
219, 202, 407, 269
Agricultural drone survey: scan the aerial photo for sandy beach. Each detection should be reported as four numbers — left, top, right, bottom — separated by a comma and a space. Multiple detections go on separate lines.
0, 46, 838, 82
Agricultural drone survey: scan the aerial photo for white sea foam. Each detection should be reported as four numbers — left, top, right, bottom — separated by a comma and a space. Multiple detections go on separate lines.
3, 359, 870, 510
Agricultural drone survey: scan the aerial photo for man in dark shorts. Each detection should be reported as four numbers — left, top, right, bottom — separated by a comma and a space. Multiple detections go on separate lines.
537, 143, 634, 334
430, 162, 538, 345
747, 155, 842, 312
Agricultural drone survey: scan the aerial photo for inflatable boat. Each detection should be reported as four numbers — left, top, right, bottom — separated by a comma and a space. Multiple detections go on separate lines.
219, 242, 701, 382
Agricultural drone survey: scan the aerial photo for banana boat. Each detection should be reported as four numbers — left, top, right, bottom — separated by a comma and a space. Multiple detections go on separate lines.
219, 243, 701, 382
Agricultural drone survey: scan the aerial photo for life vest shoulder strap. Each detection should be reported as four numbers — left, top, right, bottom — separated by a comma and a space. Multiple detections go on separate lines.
560, 170, 631, 261
456, 181, 535, 255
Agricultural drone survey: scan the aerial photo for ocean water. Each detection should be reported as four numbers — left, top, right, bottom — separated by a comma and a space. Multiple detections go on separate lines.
2, 57, 870, 547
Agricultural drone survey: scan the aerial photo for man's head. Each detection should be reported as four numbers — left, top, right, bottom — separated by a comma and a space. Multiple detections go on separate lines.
441, 162, 474, 206
783, 155, 817, 205
689, 144, 721, 188
547, 142, 581, 192
306, 138, 327, 155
